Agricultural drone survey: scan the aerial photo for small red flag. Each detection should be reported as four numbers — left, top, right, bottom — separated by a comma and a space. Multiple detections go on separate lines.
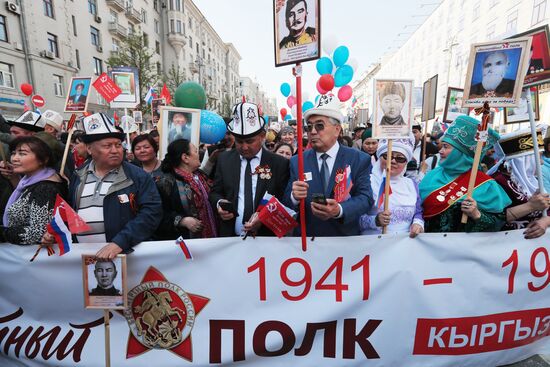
258, 197, 298, 238
161, 83, 172, 105
176, 236, 193, 260
53, 194, 91, 234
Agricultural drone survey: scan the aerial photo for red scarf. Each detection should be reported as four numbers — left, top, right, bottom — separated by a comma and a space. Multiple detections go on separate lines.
174, 168, 217, 238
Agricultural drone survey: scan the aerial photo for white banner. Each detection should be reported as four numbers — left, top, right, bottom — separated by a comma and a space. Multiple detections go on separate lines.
0, 230, 549, 366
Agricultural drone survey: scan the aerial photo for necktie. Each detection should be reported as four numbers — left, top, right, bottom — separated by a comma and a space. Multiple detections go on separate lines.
320, 153, 330, 192
243, 158, 253, 224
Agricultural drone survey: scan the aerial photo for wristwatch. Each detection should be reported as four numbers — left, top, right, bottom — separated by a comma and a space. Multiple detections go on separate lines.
174, 215, 183, 227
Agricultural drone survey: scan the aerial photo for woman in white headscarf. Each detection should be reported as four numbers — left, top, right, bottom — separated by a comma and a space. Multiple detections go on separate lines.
359, 133, 424, 237
489, 128, 550, 238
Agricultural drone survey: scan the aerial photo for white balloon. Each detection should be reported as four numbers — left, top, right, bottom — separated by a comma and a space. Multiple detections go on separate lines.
348, 58, 359, 71
290, 83, 296, 96
302, 91, 310, 101
291, 105, 297, 117
323, 35, 339, 56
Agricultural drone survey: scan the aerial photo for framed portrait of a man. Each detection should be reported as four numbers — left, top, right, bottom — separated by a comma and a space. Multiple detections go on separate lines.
463, 38, 532, 107
109, 66, 140, 108
504, 87, 540, 124
82, 254, 127, 310
507, 25, 550, 87
158, 106, 200, 159
133, 110, 143, 124
64, 77, 92, 113
372, 79, 413, 139
151, 98, 166, 128
443, 87, 470, 123
273, 0, 320, 67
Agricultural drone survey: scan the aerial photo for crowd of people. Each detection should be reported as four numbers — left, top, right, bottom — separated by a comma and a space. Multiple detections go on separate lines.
1, 95, 549, 259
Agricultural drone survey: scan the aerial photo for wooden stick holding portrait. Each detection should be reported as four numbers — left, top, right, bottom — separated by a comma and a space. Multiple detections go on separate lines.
104, 310, 111, 367
59, 114, 77, 179
382, 140, 393, 234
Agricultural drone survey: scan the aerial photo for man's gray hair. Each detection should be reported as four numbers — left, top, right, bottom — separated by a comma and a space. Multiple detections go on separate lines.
328, 117, 340, 126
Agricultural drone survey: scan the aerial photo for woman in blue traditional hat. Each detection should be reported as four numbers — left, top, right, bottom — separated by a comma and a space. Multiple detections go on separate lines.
419, 115, 512, 233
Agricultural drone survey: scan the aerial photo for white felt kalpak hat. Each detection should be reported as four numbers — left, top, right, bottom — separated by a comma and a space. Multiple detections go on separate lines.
82, 113, 124, 143
41, 110, 63, 131
7, 111, 45, 132
227, 102, 266, 138
303, 93, 344, 123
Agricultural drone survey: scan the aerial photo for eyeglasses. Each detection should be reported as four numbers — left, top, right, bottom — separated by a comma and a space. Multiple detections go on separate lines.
380, 153, 407, 164
306, 123, 326, 132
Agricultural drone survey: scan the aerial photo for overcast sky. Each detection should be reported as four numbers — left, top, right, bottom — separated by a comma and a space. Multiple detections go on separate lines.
193, 0, 434, 112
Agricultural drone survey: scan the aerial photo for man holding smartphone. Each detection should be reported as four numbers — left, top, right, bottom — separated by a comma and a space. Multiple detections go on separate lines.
209, 102, 289, 237
284, 94, 374, 236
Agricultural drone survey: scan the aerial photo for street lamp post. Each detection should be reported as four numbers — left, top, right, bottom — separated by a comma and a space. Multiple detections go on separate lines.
443, 37, 459, 90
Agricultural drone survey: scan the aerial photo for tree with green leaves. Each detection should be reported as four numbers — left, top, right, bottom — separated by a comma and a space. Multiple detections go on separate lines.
163, 63, 187, 98
107, 33, 160, 111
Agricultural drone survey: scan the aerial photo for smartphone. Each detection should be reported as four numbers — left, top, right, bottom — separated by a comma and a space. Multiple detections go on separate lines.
219, 201, 237, 215
311, 193, 327, 205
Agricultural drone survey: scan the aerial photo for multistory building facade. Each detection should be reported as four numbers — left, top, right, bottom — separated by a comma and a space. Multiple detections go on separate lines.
0, 0, 243, 120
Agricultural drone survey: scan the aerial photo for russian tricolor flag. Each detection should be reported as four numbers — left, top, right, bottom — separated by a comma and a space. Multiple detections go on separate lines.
176, 236, 193, 260
377, 177, 392, 209
144, 87, 156, 105
47, 210, 72, 255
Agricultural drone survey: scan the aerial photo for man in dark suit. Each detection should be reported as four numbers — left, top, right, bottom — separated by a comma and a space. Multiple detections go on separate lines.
69, 83, 88, 105
469, 51, 515, 98
284, 94, 374, 236
210, 102, 289, 237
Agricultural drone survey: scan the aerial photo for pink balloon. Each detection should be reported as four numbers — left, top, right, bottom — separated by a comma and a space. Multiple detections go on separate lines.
287, 95, 296, 108
316, 80, 328, 95
338, 85, 353, 102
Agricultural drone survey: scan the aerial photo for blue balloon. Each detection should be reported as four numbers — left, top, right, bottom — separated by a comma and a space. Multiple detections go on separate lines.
263, 114, 269, 124
333, 46, 350, 67
280, 83, 291, 97
200, 110, 226, 144
334, 65, 354, 87
316, 57, 333, 75
315, 95, 321, 103
284, 114, 292, 121
302, 101, 314, 112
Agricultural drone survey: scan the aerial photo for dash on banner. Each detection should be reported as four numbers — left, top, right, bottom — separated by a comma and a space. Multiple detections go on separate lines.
423, 278, 453, 286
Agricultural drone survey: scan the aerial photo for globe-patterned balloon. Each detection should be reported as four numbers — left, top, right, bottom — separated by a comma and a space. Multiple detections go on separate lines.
200, 110, 226, 144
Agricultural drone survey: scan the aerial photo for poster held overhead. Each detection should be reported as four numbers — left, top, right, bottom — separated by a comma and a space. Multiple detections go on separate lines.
64, 77, 92, 113
503, 87, 540, 124
462, 38, 532, 107
421, 74, 438, 121
273, 0, 321, 67
443, 87, 469, 123
372, 79, 414, 139
506, 25, 550, 87
109, 66, 140, 108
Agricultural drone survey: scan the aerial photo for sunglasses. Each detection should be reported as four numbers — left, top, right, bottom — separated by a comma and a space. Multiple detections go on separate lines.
380, 153, 407, 164
306, 123, 326, 132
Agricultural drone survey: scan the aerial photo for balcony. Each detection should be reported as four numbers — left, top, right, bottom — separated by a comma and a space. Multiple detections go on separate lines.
106, 0, 125, 12
126, 6, 142, 23
108, 22, 127, 38
167, 32, 187, 53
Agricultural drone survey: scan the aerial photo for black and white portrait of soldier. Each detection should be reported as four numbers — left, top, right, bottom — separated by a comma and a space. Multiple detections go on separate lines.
89, 260, 121, 296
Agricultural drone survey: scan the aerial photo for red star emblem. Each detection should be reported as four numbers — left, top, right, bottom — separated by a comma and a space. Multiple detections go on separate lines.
121, 266, 209, 361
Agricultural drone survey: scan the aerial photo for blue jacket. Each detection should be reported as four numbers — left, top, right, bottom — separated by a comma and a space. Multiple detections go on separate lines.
284, 145, 374, 236
69, 161, 162, 251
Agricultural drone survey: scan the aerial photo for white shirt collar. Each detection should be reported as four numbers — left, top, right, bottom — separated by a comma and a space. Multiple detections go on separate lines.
316, 142, 340, 160
240, 148, 263, 162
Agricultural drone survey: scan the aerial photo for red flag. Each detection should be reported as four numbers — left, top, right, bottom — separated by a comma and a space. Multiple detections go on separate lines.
242, 95, 246, 103
161, 83, 172, 105
23, 102, 30, 112
176, 236, 193, 260
258, 197, 298, 238
54, 194, 91, 234
113, 111, 119, 122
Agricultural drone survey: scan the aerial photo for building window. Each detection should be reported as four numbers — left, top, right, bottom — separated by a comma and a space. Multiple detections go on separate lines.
143, 32, 148, 47
0, 62, 14, 88
141, 8, 147, 23
154, 0, 159, 12
532, 0, 547, 25
0, 15, 7, 42
176, 20, 182, 34
188, 17, 192, 31
47, 33, 59, 57
189, 36, 192, 47
506, 10, 518, 32
155, 41, 160, 54
93, 57, 102, 75
110, 10, 118, 24
169, 0, 174, 10
112, 39, 120, 52
176, 0, 181, 11
88, 0, 97, 15
486, 24, 495, 39
72, 15, 77, 36
170, 19, 175, 33
90, 26, 100, 46
53, 74, 64, 96
76, 49, 81, 69
128, 24, 135, 35
156, 62, 161, 74
44, 0, 54, 18
154, 19, 159, 34
472, 2, 480, 20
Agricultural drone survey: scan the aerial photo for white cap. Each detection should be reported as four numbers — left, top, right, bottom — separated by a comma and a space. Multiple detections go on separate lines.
82, 113, 124, 143
377, 132, 416, 162
227, 102, 266, 138
303, 93, 344, 123
41, 110, 63, 131
8, 111, 45, 132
